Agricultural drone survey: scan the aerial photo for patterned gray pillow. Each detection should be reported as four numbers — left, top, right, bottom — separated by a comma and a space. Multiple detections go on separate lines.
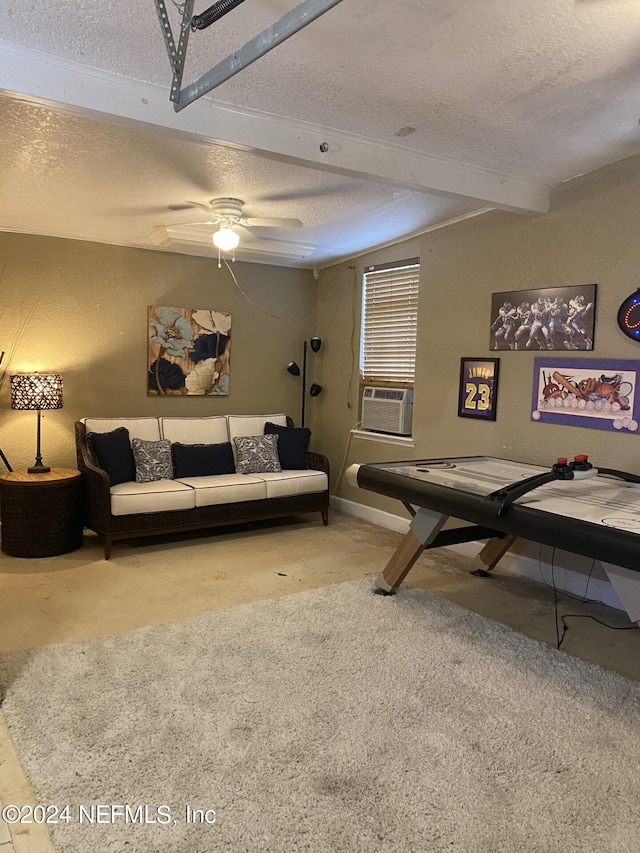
233, 434, 281, 474
131, 438, 174, 483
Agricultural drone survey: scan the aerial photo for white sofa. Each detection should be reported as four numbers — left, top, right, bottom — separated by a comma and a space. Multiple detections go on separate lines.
75, 414, 330, 559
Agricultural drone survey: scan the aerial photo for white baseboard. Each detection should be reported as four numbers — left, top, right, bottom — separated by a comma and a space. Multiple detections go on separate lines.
331, 496, 412, 534
331, 495, 624, 612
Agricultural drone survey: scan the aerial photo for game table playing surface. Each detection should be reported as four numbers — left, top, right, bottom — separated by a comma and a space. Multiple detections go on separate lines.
348, 455, 640, 622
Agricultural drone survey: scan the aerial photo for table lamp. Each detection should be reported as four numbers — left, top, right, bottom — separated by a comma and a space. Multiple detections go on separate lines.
10, 373, 63, 473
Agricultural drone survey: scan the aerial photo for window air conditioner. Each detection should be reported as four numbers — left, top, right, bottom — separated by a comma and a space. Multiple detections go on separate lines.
361, 387, 413, 436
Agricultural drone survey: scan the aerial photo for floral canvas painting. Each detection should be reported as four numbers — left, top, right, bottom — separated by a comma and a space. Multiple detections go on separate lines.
148, 306, 231, 396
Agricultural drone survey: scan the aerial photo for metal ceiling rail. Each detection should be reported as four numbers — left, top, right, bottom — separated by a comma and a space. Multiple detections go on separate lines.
153, 0, 344, 113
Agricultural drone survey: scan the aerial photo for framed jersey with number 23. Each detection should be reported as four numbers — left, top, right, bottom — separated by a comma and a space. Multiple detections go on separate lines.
458, 358, 500, 420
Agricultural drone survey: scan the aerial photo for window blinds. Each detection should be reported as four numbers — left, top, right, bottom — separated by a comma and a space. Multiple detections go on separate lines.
360, 259, 420, 385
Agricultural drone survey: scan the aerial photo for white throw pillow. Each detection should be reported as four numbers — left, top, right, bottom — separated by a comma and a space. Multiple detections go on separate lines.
131, 438, 174, 483
233, 434, 282, 475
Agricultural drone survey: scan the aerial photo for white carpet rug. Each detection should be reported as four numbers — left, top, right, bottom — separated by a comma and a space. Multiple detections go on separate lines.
1, 578, 640, 853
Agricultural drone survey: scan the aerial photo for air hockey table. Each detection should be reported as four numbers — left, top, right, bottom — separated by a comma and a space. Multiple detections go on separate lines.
346, 455, 640, 623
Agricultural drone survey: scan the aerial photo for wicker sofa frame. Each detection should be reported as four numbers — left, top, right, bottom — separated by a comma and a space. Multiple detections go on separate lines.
75, 419, 330, 560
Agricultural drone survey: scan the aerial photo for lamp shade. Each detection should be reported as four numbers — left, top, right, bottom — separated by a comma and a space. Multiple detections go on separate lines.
10, 373, 63, 411
212, 226, 240, 252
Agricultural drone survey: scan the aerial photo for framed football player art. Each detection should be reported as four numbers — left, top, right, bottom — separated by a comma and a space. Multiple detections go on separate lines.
458, 357, 500, 420
489, 284, 596, 352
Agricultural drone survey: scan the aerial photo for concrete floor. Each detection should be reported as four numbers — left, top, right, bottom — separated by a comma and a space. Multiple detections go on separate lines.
1, 509, 639, 853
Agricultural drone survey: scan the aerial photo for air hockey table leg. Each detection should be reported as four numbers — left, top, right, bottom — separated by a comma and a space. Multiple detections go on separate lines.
470, 535, 518, 577
601, 563, 640, 626
374, 507, 448, 594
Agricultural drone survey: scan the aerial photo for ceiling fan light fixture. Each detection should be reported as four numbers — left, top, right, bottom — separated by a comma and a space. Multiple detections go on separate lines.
212, 226, 240, 252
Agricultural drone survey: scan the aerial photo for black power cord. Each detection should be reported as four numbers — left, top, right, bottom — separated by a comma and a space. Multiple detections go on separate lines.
557, 613, 638, 651
541, 546, 638, 649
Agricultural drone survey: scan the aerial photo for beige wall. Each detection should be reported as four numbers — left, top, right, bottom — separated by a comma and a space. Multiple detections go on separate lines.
312, 154, 640, 533
0, 234, 315, 472
2, 153, 639, 569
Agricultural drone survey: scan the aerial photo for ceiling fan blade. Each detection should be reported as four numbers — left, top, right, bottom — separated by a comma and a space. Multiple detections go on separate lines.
172, 218, 218, 227
241, 216, 303, 229
233, 224, 256, 241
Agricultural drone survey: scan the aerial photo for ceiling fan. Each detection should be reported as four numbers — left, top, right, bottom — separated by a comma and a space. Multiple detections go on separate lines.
175, 197, 303, 254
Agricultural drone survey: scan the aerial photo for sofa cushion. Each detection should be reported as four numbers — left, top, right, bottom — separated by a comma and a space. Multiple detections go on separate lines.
174, 474, 267, 507
233, 434, 282, 474
160, 416, 229, 445
84, 417, 161, 441
87, 427, 136, 486
264, 421, 310, 469
226, 413, 288, 442
131, 438, 173, 483
254, 470, 328, 499
110, 479, 196, 516
171, 442, 235, 478
227, 414, 288, 465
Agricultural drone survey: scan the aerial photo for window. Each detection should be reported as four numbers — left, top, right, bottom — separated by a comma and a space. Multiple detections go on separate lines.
360, 258, 420, 386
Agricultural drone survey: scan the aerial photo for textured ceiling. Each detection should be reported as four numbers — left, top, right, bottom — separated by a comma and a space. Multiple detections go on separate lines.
1, 0, 640, 267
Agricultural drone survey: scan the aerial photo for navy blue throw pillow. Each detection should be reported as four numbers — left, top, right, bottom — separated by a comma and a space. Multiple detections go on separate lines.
171, 442, 235, 478
87, 427, 135, 486
264, 422, 310, 470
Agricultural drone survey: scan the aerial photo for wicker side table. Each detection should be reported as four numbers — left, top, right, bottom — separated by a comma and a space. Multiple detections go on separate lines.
0, 468, 84, 557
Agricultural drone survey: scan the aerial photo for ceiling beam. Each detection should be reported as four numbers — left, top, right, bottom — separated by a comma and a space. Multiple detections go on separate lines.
0, 41, 550, 214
